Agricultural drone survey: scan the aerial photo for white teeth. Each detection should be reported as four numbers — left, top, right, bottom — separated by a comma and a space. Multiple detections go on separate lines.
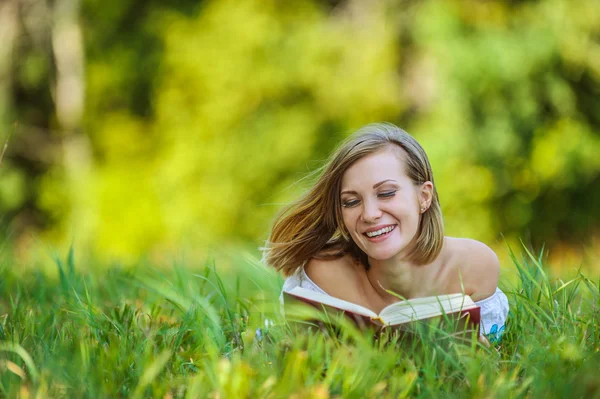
366, 225, 394, 238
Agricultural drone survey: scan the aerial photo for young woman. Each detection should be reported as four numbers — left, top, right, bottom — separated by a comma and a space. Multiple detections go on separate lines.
264, 123, 508, 343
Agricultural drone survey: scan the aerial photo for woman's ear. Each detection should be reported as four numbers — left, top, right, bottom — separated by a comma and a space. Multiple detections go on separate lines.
419, 181, 434, 213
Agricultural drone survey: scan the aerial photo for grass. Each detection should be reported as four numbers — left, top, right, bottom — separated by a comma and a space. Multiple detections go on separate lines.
0, 246, 599, 398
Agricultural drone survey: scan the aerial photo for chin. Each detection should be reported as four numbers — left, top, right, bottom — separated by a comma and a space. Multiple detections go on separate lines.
364, 244, 407, 261
368, 253, 395, 261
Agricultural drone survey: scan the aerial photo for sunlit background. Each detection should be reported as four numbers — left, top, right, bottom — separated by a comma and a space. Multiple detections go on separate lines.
1, 0, 599, 271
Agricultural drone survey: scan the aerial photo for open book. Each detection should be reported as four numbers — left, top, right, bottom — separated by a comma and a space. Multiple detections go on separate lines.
283, 286, 480, 334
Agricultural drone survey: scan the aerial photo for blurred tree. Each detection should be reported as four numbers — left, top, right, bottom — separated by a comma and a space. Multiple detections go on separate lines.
406, 0, 600, 251
0, 0, 598, 262
0, 0, 57, 251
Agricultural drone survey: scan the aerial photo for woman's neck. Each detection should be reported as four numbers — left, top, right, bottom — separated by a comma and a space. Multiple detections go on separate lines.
366, 255, 441, 301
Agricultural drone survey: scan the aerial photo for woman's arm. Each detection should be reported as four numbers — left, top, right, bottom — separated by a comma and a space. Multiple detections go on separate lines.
455, 239, 501, 302
457, 239, 508, 346
304, 255, 374, 309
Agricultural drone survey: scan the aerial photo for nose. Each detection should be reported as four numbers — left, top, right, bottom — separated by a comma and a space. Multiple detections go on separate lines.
361, 199, 382, 223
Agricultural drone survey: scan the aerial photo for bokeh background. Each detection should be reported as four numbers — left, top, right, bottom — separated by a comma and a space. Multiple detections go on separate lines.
1, 0, 599, 270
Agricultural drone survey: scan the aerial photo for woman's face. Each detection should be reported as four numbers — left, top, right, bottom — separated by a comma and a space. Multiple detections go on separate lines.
340, 147, 432, 261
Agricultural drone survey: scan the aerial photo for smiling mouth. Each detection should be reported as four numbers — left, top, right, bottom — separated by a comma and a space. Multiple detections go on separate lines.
364, 225, 396, 238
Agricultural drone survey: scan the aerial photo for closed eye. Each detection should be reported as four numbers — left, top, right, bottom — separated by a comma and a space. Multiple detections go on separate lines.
342, 199, 360, 208
378, 190, 397, 198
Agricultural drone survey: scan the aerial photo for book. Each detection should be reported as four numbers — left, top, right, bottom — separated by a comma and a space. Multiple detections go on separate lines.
283, 286, 480, 336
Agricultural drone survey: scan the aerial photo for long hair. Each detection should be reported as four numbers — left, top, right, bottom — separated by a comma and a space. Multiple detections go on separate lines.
263, 123, 444, 276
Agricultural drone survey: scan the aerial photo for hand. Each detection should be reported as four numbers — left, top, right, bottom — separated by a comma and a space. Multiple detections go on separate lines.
478, 334, 491, 348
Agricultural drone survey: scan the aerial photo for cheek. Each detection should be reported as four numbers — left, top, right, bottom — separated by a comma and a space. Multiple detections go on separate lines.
392, 202, 419, 225
341, 211, 353, 231
398, 194, 420, 215
341, 210, 363, 240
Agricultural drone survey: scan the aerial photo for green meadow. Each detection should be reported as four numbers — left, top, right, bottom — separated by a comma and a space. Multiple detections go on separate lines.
2, 0, 600, 397
1, 246, 598, 398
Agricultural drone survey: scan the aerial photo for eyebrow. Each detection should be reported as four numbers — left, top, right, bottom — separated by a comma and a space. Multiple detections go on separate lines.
340, 179, 398, 195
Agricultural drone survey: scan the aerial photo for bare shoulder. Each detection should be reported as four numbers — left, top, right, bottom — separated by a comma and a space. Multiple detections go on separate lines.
304, 254, 364, 302
445, 237, 500, 301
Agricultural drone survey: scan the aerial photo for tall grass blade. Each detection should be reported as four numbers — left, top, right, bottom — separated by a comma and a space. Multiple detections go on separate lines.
0, 343, 39, 383
131, 350, 171, 399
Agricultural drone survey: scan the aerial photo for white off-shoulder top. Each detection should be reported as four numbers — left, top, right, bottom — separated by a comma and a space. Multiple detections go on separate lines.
280, 266, 509, 342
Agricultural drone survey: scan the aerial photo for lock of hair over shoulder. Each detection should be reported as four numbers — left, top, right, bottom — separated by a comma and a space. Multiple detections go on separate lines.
262, 122, 445, 276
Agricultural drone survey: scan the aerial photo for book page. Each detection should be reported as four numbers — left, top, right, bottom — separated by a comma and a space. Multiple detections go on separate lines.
379, 294, 476, 325
284, 287, 377, 318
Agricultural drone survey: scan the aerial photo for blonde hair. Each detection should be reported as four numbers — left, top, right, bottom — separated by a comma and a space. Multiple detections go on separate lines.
264, 123, 444, 276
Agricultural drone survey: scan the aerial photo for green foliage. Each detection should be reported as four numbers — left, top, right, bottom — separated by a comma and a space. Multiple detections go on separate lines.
1, 247, 600, 397
1, 0, 599, 259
